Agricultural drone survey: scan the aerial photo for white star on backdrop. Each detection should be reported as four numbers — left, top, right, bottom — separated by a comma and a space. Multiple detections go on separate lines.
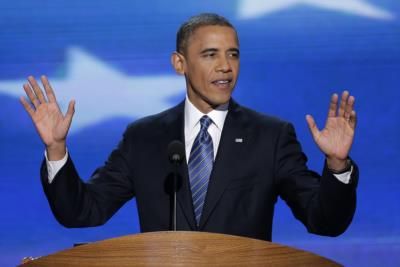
0, 47, 185, 133
237, 0, 395, 20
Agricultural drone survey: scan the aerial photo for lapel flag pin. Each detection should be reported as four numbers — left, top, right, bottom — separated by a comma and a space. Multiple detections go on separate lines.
235, 138, 243, 143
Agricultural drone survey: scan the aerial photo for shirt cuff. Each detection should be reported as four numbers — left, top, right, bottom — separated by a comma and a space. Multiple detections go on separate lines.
332, 165, 353, 184
44, 149, 69, 183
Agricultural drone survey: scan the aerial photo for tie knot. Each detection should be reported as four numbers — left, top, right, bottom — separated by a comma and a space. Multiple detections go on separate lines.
200, 116, 212, 131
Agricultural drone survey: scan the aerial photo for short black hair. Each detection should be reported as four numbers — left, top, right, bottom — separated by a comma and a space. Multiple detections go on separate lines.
176, 13, 236, 54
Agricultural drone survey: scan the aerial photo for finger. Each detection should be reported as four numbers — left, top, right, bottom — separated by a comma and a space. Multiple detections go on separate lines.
344, 95, 355, 122
40, 75, 58, 103
338, 90, 349, 117
306, 114, 320, 140
64, 100, 75, 127
23, 83, 40, 109
349, 110, 357, 129
28, 76, 47, 104
19, 96, 35, 117
327, 93, 338, 118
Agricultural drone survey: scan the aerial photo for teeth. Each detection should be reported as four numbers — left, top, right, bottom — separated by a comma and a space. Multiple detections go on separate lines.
214, 80, 229, 84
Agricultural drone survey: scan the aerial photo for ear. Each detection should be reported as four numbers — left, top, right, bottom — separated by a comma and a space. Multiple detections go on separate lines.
171, 52, 185, 75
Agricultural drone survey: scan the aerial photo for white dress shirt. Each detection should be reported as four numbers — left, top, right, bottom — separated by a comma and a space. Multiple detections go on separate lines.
46, 96, 351, 184
184, 97, 228, 162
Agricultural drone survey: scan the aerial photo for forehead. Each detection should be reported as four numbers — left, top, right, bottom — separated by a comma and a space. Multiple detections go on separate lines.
187, 25, 239, 50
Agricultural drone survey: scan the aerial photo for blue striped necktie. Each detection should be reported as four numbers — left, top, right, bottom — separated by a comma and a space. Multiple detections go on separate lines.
188, 115, 214, 226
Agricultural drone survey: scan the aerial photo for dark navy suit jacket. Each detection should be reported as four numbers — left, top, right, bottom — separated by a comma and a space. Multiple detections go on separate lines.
41, 99, 358, 241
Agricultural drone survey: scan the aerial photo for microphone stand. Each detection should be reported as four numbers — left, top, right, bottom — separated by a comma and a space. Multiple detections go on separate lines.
167, 140, 184, 231
172, 161, 178, 231
170, 153, 182, 231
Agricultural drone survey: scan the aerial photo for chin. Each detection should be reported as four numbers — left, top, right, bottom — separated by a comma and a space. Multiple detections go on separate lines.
209, 95, 231, 107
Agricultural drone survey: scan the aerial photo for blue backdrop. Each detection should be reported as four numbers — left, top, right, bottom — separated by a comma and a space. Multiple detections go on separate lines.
0, 1, 399, 266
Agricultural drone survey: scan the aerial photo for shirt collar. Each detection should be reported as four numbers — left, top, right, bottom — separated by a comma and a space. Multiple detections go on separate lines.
184, 96, 229, 132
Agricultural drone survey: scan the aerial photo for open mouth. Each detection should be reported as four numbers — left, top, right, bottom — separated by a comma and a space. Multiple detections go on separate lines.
211, 79, 232, 88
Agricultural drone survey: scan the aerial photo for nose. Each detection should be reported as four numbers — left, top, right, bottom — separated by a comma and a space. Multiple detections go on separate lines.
215, 56, 232, 73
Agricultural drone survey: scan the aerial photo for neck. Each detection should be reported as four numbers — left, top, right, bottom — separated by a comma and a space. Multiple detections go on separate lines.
186, 95, 229, 114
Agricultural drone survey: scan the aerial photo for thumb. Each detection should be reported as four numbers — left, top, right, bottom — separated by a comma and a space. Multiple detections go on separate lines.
305, 114, 319, 140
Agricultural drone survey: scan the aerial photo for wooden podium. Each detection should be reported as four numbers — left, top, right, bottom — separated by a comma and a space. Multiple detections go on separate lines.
20, 231, 341, 266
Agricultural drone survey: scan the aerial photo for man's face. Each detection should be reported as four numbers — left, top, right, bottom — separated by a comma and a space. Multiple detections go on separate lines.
174, 25, 240, 113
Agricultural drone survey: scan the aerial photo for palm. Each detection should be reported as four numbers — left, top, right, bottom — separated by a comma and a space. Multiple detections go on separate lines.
31, 102, 70, 146
20, 76, 75, 148
314, 117, 354, 160
306, 91, 357, 162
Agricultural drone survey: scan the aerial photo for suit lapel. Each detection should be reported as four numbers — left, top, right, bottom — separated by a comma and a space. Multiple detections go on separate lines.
199, 100, 248, 229
164, 101, 197, 230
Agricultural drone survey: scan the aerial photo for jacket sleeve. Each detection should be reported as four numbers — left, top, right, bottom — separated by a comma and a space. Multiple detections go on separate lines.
275, 122, 358, 236
40, 128, 136, 228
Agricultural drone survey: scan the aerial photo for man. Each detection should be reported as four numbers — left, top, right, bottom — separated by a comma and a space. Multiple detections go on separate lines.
20, 13, 358, 241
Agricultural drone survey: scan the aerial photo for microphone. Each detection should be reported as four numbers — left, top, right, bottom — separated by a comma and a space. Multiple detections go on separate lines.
168, 140, 185, 165
167, 140, 185, 231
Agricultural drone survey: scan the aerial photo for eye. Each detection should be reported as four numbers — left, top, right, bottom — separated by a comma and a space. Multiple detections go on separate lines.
203, 52, 216, 58
229, 52, 239, 58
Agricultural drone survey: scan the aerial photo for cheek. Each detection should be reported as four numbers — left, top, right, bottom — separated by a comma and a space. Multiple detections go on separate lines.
232, 61, 240, 72
186, 61, 214, 86
189, 65, 203, 79
195, 66, 212, 85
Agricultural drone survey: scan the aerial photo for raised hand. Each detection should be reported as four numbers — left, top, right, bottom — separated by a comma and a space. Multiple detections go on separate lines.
306, 91, 356, 171
20, 75, 75, 160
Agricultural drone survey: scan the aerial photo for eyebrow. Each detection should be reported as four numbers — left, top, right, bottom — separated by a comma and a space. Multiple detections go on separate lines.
200, 48, 218, 54
200, 48, 240, 54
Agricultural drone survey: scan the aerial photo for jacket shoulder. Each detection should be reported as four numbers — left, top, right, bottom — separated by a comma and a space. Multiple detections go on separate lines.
238, 104, 290, 130
124, 102, 183, 135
